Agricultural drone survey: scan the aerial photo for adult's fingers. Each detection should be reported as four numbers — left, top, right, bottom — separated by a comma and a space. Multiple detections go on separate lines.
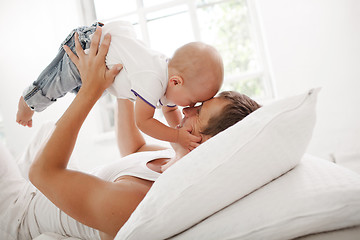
190, 134, 202, 143
74, 32, 85, 59
190, 142, 200, 148
183, 125, 202, 142
106, 64, 123, 80
89, 27, 102, 56
98, 33, 111, 60
188, 142, 199, 152
63, 45, 79, 67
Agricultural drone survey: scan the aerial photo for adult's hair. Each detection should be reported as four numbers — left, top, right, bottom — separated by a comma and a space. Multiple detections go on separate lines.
201, 91, 261, 137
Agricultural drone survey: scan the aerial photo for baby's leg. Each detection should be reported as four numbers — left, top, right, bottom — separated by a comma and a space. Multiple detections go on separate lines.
20, 43, 82, 117
17, 44, 81, 128
16, 96, 34, 127
18, 24, 98, 127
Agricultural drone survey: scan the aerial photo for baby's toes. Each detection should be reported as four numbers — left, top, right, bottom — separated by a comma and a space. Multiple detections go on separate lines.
27, 120, 33, 128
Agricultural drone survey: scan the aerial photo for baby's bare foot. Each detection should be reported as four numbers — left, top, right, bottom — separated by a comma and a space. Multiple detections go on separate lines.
16, 96, 34, 127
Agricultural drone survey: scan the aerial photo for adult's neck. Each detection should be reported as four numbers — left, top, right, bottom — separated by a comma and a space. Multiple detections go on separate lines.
171, 142, 187, 158
161, 143, 187, 172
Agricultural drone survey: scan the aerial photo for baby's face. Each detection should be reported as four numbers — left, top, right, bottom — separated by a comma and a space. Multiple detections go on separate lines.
167, 85, 216, 107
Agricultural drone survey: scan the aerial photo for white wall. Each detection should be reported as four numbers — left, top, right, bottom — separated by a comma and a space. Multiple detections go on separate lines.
255, 0, 360, 159
0, 1, 74, 155
0, 0, 121, 170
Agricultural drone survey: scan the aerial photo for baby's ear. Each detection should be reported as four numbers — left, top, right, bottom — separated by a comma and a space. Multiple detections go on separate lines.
169, 76, 183, 86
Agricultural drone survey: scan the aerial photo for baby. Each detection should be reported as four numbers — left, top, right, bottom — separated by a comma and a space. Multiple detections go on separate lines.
16, 21, 224, 151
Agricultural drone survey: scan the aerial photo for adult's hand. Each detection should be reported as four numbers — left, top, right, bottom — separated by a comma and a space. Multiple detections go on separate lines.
63, 26, 122, 98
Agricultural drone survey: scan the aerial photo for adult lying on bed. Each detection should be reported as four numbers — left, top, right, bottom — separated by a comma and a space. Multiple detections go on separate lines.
0, 27, 260, 240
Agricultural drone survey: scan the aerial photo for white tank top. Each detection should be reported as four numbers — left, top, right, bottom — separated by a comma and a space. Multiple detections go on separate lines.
25, 149, 174, 239
93, 149, 174, 182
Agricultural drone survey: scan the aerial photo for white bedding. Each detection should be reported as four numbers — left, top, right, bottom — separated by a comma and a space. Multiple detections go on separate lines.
116, 88, 319, 240
31, 89, 360, 239
33, 154, 360, 240
170, 154, 360, 239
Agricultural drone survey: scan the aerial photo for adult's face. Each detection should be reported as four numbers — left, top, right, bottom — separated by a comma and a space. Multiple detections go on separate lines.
174, 97, 229, 155
161, 97, 229, 171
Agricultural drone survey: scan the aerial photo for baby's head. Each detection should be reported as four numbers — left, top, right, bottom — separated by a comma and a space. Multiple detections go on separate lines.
166, 42, 224, 107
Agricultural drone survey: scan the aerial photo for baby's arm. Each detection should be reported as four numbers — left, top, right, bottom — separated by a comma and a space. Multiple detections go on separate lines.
162, 106, 182, 128
135, 98, 201, 151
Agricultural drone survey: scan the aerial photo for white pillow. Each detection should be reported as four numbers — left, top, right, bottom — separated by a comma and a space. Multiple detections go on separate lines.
115, 88, 320, 240
170, 154, 360, 240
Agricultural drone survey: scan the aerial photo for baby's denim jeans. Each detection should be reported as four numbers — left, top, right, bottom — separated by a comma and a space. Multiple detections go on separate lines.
23, 22, 103, 112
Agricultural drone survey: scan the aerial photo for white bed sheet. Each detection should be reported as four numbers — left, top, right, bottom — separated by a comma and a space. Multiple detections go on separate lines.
294, 225, 360, 240
33, 154, 360, 240
170, 154, 360, 240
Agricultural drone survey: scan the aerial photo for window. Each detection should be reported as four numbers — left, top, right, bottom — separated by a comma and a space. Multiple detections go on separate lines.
90, 0, 274, 132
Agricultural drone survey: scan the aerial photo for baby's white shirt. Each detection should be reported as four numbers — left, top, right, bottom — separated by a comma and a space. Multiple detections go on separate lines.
97, 20, 174, 108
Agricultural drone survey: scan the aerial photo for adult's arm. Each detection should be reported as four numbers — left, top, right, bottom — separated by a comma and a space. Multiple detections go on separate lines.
29, 27, 136, 237
115, 98, 168, 157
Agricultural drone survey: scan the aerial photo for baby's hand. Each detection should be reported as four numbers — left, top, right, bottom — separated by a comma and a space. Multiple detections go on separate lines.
177, 127, 202, 152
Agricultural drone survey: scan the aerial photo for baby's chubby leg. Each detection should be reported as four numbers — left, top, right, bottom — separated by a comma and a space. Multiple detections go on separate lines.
16, 96, 34, 127
16, 24, 99, 128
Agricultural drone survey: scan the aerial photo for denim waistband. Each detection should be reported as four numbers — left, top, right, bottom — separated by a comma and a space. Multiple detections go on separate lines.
59, 22, 104, 51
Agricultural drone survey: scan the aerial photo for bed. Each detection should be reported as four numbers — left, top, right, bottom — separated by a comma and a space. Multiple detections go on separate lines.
166, 154, 360, 239
33, 88, 360, 239
34, 154, 360, 240
295, 225, 360, 240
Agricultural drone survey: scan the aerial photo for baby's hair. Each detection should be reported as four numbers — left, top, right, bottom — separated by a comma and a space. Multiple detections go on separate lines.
169, 42, 224, 91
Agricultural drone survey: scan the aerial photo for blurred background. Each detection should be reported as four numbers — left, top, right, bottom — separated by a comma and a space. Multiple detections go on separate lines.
0, 0, 359, 171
